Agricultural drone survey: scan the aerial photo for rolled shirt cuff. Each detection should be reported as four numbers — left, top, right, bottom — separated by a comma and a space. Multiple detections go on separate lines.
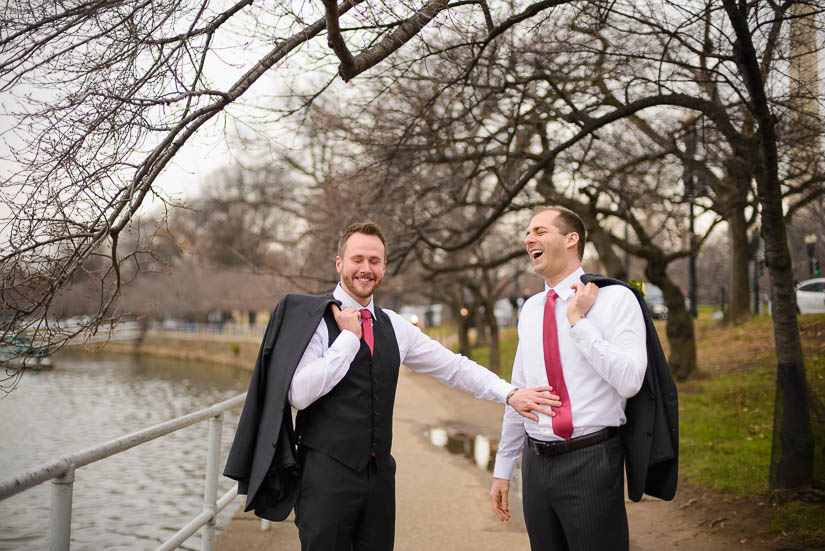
495, 380, 517, 403
492, 455, 517, 480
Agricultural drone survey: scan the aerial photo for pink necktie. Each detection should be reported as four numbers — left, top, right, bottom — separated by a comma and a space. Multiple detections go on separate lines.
543, 290, 573, 440
360, 309, 374, 355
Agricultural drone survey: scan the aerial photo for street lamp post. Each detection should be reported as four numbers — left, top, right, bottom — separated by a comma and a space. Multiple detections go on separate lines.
805, 234, 820, 277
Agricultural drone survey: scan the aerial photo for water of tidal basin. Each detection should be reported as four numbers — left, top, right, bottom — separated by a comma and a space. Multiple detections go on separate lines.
0, 349, 249, 550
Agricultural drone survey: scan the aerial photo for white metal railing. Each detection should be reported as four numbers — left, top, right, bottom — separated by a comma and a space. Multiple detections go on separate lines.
148, 322, 267, 338
0, 392, 248, 551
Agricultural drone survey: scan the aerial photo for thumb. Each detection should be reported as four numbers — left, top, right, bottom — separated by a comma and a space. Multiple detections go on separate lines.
331, 304, 341, 314
501, 489, 509, 511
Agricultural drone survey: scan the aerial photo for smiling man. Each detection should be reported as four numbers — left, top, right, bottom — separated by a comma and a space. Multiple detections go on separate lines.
490, 207, 648, 551
225, 221, 560, 551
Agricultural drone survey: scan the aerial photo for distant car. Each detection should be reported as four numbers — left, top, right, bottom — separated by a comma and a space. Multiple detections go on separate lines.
643, 283, 669, 319
796, 278, 825, 314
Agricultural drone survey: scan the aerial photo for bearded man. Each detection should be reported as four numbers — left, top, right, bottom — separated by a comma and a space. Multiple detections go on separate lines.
225, 221, 560, 551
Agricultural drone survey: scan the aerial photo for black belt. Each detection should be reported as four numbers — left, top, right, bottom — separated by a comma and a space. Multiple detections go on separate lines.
527, 427, 619, 457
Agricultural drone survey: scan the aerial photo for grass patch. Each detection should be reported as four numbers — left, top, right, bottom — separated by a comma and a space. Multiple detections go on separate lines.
772, 500, 825, 544
678, 365, 775, 495
445, 327, 519, 380
470, 327, 518, 380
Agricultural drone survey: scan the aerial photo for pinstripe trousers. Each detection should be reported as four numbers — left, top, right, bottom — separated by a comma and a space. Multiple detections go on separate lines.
521, 433, 628, 551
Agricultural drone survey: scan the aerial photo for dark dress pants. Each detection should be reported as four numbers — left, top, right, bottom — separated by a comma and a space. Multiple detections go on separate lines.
521, 433, 628, 551
295, 447, 396, 551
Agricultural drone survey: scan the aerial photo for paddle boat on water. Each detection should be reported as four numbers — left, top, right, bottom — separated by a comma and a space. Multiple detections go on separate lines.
0, 335, 54, 370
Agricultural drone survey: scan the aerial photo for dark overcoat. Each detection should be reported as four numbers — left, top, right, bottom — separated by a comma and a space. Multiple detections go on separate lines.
223, 293, 337, 521
581, 274, 679, 502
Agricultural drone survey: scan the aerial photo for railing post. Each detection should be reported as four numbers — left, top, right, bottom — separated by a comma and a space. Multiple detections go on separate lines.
48, 468, 75, 551
201, 413, 223, 551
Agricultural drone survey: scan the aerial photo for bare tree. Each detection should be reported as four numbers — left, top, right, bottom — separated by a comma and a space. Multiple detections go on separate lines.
286, 0, 825, 489
2, 0, 822, 489
2, 0, 581, 390
171, 164, 302, 269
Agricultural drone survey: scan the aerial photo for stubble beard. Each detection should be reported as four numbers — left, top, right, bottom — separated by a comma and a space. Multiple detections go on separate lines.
343, 271, 382, 300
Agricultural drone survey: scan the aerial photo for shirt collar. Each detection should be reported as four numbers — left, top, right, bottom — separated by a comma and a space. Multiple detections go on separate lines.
333, 282, 375, 317
543, 266, 585, 302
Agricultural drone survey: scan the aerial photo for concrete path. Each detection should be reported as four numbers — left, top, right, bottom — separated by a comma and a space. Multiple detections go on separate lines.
215, 367, 774, 550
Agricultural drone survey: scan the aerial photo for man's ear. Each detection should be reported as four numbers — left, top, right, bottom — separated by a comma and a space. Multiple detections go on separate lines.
566, 232, 580, 250
335, 256, 343, 274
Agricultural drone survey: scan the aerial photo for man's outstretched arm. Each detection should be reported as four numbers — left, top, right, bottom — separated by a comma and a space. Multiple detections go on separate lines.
393, 312, 560, 418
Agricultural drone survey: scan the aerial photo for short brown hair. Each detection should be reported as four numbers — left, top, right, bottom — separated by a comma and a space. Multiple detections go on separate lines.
338, 221, 388, 259
534, 206, 586, 259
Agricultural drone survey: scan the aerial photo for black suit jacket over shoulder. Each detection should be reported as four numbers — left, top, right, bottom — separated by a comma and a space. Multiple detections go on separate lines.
581, 274, 679, 502
223, 293, 338, 521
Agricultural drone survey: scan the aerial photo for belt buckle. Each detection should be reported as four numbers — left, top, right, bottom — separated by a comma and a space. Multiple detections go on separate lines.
531, 437, 560, 457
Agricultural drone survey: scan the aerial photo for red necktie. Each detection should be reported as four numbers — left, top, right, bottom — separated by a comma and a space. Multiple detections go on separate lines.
543, 290, 573, 440
360, 309, 374, 355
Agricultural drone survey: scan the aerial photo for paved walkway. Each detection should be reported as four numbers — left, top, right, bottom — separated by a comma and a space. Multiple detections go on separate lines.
215, 367, 773, 551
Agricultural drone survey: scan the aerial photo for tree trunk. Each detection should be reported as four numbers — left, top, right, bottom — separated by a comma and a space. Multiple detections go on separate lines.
759, 188, 813, 488
589, 223, 629, 281
481, 298, 501, 374
472, 304, 486, 347
722, 0, 813, 488
725, 203, 753, 325
449, 304, 472, 359
645, 260, 697, 381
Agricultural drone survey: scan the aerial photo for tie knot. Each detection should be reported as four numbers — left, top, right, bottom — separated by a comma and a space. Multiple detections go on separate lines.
547, 289, 558, 301
360, 309, 371, 320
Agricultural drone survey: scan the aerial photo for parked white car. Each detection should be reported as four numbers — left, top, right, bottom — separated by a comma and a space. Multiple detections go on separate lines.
796, 278, 825, 314
643, 283, 669, 319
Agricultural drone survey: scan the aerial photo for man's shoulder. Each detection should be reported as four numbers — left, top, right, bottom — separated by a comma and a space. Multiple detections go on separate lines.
279, 293, 333, 307
597, 283, 638, 300
268, 293, 335, 323
375, 306, 405, 327
522, 291, 545, 309
582, 275, 641, 302
375, 307, 423, 341
589, 282, 644, 320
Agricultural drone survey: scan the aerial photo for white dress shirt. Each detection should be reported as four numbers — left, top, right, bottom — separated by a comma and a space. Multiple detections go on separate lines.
288, 283, 514, 410
493, 267, 647, 480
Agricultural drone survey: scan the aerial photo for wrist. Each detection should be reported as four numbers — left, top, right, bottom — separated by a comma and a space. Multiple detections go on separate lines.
505, 387, 519, 406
